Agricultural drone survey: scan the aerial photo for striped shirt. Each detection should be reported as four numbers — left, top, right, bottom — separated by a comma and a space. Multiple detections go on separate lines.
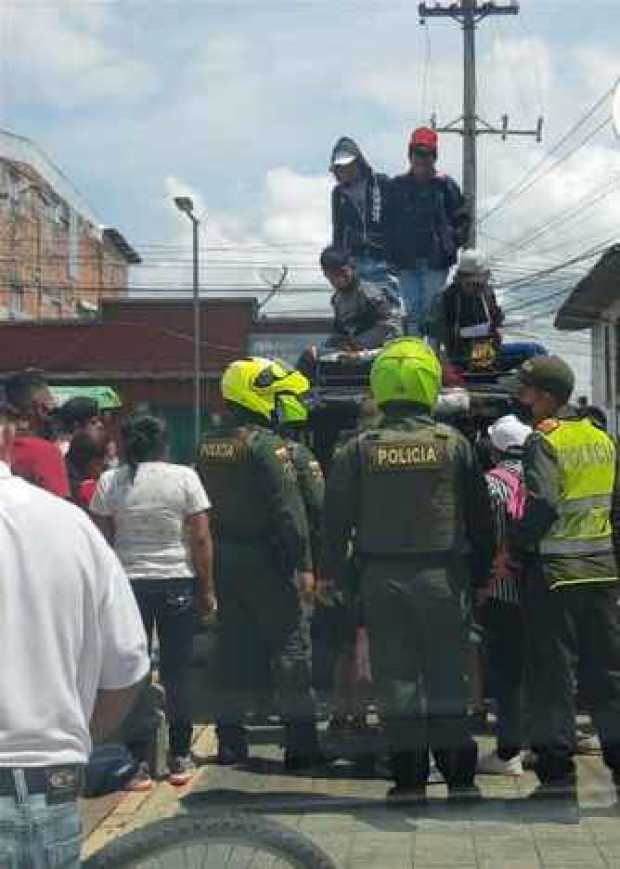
485, 458, 523, 605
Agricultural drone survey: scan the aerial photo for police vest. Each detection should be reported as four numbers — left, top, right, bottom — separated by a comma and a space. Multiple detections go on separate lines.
197, 428, 273, 541
538, 418, 616, 584
355, 423, 468, 557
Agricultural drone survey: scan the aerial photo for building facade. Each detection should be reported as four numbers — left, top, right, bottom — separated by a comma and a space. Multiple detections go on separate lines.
0, 129, 140, 320
555, 244, 620, 434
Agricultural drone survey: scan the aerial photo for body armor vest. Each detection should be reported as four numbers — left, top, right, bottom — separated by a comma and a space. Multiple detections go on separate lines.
197, 426, 272, 541
355, 422, 467, 557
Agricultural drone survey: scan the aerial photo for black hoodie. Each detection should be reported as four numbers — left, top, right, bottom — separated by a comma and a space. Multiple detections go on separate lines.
330, 137, 390, 262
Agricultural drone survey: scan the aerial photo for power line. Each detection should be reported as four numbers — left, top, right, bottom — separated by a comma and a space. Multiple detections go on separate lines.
478, 81, 617, 226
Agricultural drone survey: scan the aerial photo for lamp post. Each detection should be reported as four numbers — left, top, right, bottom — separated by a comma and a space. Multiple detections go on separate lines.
173, 196, 202, 448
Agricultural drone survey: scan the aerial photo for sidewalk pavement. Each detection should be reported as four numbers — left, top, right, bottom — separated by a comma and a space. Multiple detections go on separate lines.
82, 727, 620, 868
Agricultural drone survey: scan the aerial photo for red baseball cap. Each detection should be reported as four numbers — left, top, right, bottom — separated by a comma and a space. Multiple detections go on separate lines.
409, 127, 438, 156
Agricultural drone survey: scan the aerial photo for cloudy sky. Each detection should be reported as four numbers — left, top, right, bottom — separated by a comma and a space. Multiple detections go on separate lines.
1, 0, 619, 389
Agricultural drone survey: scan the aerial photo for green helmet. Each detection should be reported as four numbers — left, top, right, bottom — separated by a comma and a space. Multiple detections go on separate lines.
370, 338, 442, 409
221, 357, 310, 421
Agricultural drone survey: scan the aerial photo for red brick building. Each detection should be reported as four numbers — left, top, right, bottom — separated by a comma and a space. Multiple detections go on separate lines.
0, 129, 140, 320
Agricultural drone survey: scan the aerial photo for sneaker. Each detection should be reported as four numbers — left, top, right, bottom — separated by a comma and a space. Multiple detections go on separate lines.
168, 755, 196, 787
477, 751, 523, 777
576, 731, 601, 755
124, 761, 153, 792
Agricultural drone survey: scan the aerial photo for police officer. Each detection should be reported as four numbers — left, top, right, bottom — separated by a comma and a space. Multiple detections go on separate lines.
514, 355, 620, 797
276, 390, 325, 574
323, 338, 494, 801
196, 358, 322, 771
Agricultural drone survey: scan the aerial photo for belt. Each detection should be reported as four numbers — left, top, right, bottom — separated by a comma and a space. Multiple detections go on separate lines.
0, 765, 83, 804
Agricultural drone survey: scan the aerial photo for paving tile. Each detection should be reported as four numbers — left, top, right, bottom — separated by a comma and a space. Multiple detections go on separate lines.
536, 844, 606, 867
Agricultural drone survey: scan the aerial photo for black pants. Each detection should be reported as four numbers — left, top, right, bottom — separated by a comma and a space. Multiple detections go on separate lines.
131, 578, 196, 758
481, 599, 525, 760
523, 576, 620, 784
215, 541, 317, 753
361, 561, 477, 789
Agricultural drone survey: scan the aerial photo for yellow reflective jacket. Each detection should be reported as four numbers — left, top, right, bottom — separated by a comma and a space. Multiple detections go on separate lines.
537, 417, 617, 589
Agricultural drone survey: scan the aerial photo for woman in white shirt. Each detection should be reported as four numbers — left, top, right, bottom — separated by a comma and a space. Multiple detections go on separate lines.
91, 414, 215, 789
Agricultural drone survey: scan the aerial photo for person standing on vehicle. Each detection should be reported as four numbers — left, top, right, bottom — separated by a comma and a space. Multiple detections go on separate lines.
4, 369, 70, 498
0, 410, 149, 869
91, 414, 215, 789
387, 128, 469, 340
476, 414, 532, 778
197, 358, 323, 771
513, 355, 620, 799
330, 137, 392, 288
323, 337, 494, 801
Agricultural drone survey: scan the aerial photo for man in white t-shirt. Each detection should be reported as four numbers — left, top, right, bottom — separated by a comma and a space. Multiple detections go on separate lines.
0, 414, 149, 868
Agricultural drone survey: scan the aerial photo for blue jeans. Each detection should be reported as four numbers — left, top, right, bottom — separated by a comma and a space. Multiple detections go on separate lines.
0, 785, 81, 868
398, 263, 448, 338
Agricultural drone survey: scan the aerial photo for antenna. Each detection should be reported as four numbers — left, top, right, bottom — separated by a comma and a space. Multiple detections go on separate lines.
257, 265, 289, 311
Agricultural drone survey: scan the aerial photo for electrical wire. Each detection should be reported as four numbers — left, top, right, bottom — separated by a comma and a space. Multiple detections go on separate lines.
478, 81, 617, 227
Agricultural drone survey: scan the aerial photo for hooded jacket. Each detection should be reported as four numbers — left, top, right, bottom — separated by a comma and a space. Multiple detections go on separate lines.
330, 137, 391, 262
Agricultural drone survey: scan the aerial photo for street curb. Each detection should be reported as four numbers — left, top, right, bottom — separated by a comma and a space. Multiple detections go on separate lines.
82, 725, 217, 859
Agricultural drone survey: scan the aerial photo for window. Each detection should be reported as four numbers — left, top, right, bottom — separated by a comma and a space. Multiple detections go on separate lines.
9, 285, 24, 317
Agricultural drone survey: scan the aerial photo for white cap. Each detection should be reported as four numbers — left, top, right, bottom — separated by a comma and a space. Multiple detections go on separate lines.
332, 152, 357, 167
488, 414, 532, 452
457, 248, 489, 275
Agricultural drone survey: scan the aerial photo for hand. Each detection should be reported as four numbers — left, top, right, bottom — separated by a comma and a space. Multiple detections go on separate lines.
315, 578, 337, 606
295, 571, 316, 603
196, 589, 218, 617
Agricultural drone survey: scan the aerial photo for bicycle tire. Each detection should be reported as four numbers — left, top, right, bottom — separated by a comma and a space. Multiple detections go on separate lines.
83, 812, 338, 868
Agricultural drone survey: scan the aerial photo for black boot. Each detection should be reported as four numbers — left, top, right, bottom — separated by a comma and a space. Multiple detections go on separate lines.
284, 721, 325, 772
216, 725, 248, 766
387, 751, 428, 807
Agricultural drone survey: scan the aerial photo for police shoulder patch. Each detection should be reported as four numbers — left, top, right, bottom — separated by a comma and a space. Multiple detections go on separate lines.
536, 418, 560, 434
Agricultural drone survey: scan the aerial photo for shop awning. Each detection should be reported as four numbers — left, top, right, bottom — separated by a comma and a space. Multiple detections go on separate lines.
50, 385, 122, 410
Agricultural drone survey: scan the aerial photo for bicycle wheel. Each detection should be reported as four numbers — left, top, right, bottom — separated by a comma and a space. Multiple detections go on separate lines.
83, 812, 338, 868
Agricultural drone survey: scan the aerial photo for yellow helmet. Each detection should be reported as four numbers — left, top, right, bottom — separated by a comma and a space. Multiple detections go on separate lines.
221, 357, 310, 421
370, 338, 442, 409
277, 394, 309, 425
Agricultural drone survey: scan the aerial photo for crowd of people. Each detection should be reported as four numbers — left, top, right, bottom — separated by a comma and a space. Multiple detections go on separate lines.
2, 328, 620, 866
318, 127, 547, 375
1, 128, 620, 866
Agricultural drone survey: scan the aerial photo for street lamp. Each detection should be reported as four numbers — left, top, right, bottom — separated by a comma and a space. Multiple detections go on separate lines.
173, 196, 202, 449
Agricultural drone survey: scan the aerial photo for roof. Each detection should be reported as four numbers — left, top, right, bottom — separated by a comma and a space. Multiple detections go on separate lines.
555, 244, 620, 331
0, 321, 243, 378
102, 228, 142, 264
0, 128, 102, 227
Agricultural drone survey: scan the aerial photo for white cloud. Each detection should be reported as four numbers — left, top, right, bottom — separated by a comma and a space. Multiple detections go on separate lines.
2, 1, 157, 108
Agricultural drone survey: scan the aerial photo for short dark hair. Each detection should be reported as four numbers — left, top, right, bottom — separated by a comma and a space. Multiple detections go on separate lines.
66, 432, 105, 474
121, 413, 168, 480
320, 246, 353, 272
57, 397, 99, 429
5, 370, 49, 415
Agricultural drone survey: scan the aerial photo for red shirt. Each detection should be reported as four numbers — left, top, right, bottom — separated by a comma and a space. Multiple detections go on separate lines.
11, 435, 71, 499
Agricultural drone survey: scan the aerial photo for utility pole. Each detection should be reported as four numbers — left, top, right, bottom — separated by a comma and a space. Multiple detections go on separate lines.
419, 0, 543, 246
